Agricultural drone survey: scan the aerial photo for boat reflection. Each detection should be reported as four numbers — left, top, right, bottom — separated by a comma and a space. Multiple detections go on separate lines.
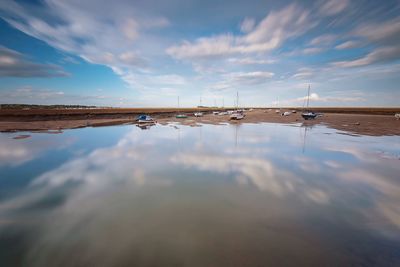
136, 123, 156, 130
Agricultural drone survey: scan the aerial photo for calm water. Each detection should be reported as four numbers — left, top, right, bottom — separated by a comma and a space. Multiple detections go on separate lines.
1, 123, 400, 266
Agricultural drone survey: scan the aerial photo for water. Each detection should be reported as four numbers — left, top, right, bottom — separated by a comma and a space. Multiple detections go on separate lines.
1, 123, 400, 266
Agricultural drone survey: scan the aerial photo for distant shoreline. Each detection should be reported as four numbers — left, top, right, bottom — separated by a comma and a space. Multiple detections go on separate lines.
1, 107, 399, 121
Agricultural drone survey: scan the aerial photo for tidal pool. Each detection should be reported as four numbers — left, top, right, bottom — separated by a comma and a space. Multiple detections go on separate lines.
0, 123, 399, 266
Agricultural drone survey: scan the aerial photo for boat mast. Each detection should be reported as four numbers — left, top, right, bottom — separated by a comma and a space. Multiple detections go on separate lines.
236, 91, 239, 109
306, 84, 310, 109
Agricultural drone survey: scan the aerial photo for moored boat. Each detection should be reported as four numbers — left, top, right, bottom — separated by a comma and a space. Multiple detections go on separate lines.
230, 92, 245, 120
301, 85, 319, 120
176, 114, 188, 119
230, 112, 244, 120
301, 111, 317, 120
136, 115, 156, 124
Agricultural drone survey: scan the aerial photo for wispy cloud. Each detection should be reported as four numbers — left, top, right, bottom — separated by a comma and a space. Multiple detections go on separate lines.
332, 46, 400, 67
167, 4, 315, 60
0, 0, 398, 107
333, 17, 400, 67
0, 0, 169, 87
292, 68, 314, 79
309, 34, 337, 46
0, 46, 68, 77
283, 93, 366, 105
227, 57, 275, 65
335, 41, 361, 50
318, 0, 350, 16
239, 17, 256, 33
209, 71, 274, 92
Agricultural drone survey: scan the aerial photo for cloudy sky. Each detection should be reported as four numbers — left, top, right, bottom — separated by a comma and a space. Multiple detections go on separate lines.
0, 0, 399, 107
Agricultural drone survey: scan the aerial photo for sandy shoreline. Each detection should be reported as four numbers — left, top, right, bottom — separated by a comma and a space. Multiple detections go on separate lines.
1, 109, 399, 136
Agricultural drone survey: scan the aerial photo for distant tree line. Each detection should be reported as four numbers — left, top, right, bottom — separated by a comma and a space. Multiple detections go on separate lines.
0, 104, 101, 109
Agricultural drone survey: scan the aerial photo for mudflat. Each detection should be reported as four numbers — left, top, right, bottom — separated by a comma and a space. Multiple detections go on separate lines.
1, 108, 399, 136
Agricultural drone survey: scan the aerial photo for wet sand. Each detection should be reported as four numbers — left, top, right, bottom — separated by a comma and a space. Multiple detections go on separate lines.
1, 109, 399, 136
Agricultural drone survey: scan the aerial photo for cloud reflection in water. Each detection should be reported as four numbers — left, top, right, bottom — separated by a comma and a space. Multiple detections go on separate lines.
0, 123, 399, 266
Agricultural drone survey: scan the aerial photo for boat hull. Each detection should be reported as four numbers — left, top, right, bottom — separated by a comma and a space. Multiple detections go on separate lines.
230, 114, 244, 120
176, 115, 188, 119
137, 120, 156, 124
301, 113, 317, 120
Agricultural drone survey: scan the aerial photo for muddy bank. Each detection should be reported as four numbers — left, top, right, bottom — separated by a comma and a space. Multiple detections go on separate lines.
158, 111, 400, 136
1, 110, 399, 136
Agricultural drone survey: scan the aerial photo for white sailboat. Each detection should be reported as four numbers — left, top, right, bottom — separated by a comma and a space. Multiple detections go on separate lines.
176, 96, 188, 118
194, 97, 203, 117
301, 85, 317, 120
230, 92, 245, 120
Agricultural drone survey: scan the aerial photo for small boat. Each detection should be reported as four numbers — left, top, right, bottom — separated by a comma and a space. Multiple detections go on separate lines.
194, 112, 203, 117
282, 111, 291, 116
230, 92, 245, 120
176, 96, 188, 118
395, 113, 400, 120
301, 111, 317, 120
218, 111, 228, 115
212, 111, 219, 115
230, 110, 245, 120
291, 110, 297, 113
301, 85, 318, 120
176, 114, 188, 119
136, 115, 156, 124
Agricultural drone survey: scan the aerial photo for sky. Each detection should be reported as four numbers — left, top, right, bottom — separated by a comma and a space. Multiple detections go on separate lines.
0, 0, 399, 107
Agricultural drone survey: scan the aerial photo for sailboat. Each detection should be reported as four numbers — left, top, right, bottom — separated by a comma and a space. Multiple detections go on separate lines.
230, 92, 245, 120
194, 97, 203, 117
176, 96, 188, 118
301, 85, 317, 120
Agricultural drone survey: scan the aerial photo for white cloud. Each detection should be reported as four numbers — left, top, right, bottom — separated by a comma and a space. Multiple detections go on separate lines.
0, 0, 170, 88
171, 153, 297, 196
309, 34, 336, 46
229, 71, 274, 83
210, 71, 274, 91
283, 93, 366, 105
153, 74, 186, 85
335, 40, 360, 50
333, 17, 400, 67
227, 57, 275, 65
318, 0, 349, 16
0, 86, 129, 106
302, 47, 324, 55
167, 3, 314, 60
332, 46, 400, 68
0, 133, 73, 167
239, 17, 256, 33
0, 46, 68, 77
0, 86, 64, 101
292, 68, 314, 79
353, 17, 400, 46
